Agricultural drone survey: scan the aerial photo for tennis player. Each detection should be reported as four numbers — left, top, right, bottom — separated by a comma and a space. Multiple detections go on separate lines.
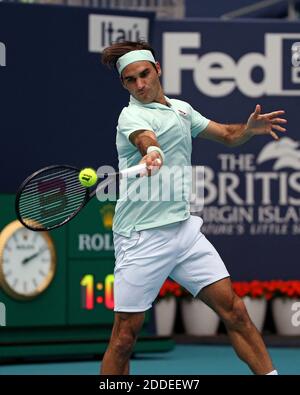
101, 41, 286, 375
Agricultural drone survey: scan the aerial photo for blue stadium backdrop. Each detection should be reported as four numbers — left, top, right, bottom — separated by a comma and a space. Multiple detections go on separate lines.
154, 20, 300, 280
0, 3, 299, 280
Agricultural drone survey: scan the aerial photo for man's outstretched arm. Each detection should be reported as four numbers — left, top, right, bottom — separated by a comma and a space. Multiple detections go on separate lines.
199, 105, 287, 147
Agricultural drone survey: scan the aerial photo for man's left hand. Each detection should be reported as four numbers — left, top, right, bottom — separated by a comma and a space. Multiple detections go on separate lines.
246, 104, 287, 140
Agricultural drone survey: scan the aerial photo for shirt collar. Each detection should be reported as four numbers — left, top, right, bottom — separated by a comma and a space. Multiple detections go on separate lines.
129, 95, 172, 110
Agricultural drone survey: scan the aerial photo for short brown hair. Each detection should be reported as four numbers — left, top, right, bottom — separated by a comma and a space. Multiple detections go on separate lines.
101, 40, 156, 71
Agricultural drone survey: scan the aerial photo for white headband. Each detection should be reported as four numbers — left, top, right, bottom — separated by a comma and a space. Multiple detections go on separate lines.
116, 50, 156, 75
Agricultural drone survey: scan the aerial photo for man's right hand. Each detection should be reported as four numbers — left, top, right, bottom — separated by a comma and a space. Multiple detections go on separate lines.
140, 151, 162, 176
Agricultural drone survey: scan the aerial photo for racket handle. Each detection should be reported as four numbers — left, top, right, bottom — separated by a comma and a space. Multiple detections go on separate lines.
120, 163, 147, 178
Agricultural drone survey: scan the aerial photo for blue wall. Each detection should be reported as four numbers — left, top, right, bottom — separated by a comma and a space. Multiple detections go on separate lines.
0, 3, 154, 192
1, 3, 299, 280
185, 0, 296, 18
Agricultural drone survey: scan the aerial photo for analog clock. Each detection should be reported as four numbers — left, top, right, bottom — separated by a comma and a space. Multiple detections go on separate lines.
0, 220, 56, 300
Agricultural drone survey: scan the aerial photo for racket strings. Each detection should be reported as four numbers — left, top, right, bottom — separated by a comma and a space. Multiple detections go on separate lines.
26, 204, 83, 226
18, 167, 87, 230
19, 192, 85, 228
20, 194, 85, 222
19, 183, 85, 211
22, 171, 81, 193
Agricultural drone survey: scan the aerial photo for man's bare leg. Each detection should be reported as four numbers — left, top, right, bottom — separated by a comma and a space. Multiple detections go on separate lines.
199, 278, 275, 375
100, 312, 145, 375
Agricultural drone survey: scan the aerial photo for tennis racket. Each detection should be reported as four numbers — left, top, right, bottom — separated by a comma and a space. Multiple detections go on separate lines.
15, 163, 147, 232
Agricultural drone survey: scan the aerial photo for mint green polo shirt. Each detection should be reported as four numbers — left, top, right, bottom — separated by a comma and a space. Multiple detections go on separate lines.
113, 95, 210, 237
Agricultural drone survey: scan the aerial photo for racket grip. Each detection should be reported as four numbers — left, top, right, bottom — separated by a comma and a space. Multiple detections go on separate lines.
120, 163, 147, 178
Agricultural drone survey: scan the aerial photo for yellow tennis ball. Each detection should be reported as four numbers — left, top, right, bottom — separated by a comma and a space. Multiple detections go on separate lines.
78, 168, 98, 187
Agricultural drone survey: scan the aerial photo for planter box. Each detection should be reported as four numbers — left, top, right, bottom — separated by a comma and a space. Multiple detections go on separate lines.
243, 296, 267, 332
272, 298, 300, 335
154, 297, 177, 336
181, 299, 220, 336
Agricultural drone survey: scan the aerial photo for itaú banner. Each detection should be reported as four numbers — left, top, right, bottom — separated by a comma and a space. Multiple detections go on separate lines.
88, 14, 150, 53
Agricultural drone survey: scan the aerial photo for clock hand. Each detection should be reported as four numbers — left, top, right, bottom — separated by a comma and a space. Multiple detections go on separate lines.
22, 246, 47, 265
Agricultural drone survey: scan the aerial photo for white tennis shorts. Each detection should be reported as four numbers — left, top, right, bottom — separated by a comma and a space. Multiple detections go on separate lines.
113, 215, 230, 312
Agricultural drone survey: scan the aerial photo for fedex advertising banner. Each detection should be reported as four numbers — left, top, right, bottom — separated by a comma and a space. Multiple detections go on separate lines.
154, 21, 300, 280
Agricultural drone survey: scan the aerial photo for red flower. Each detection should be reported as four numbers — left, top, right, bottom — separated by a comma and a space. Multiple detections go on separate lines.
157, 279, 183, 300
232, 280, 300, 299
157, 279, 300, 302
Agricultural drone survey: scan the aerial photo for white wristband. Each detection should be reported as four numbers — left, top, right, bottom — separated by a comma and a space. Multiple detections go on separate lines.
147, 146, 165, 162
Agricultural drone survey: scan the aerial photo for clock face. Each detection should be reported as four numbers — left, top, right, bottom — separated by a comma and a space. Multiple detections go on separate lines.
0, 221, 56, 300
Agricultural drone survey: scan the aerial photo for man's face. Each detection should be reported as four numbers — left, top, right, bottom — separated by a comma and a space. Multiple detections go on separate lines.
121, 61, 162, 104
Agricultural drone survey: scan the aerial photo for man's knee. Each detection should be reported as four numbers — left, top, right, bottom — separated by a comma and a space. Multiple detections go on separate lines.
111, 313, 144, 357
113, 330, 137, 357
221, 295, 252, 330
